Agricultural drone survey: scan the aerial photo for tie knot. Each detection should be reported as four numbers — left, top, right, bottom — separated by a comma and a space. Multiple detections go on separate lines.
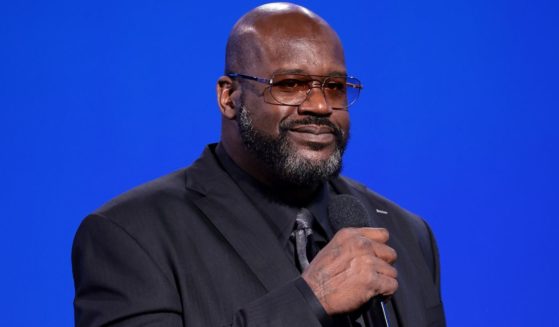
294, 208, 313, 236
292, 208, 314, 271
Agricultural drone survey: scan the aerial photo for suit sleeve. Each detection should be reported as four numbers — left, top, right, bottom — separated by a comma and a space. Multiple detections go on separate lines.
417, 218, 447, 326
72, 214, 183, 327
423, 220, 444, 303
230, 277, 333, 327
414, 218, 443, 296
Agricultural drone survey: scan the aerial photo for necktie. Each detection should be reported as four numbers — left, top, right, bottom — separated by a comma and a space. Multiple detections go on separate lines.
292, 208, 313, 271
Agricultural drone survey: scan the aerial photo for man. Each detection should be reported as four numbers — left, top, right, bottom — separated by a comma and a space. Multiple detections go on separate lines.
72, 3, 445, 326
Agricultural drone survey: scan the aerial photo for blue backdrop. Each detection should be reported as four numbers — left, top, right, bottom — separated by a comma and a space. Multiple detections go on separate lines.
1, 0, 557, 325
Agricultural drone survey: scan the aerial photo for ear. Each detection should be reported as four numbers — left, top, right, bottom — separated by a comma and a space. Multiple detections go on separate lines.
216, 76, 238, 120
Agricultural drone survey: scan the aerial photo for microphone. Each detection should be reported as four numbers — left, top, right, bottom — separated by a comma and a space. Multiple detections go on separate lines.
328, 194, 392, 327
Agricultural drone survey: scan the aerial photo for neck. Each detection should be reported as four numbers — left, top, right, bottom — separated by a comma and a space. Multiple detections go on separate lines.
266, 180, 322, 207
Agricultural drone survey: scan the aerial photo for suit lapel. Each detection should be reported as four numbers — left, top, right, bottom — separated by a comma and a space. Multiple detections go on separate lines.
185, 146, 300, 292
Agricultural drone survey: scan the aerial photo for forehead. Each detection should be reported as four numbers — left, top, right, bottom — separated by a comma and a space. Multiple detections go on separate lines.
250, 15, 346, 76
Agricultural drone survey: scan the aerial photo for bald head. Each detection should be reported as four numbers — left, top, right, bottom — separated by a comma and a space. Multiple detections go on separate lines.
225, 2, 345, 75
217, 3, 351, 190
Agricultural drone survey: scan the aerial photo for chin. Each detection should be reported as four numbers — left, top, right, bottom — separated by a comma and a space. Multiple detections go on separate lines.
279, 144, 343, 186
295, 146, 334, 162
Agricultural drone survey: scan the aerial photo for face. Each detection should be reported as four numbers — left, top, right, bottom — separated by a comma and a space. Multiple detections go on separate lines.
234, 19, 351, 187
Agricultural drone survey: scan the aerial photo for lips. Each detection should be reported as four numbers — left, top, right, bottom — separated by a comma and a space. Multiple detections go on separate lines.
287, 124, 336, 145
289, 124, 335, 135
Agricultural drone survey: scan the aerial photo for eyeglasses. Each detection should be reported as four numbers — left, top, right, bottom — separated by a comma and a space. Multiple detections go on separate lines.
227, 72, 363, 109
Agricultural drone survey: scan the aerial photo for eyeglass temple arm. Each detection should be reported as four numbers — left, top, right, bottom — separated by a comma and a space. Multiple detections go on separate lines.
347, 81, 363, 89
226, 73, 272, 85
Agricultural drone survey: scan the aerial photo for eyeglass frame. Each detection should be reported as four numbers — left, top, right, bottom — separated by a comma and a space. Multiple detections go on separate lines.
226, 72, 363, 109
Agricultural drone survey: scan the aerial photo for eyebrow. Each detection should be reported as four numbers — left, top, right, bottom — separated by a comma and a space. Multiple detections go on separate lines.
272, 69, 348, 77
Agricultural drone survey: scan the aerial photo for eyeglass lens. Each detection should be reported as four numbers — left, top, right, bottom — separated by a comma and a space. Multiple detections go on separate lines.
269, 74, 361, 108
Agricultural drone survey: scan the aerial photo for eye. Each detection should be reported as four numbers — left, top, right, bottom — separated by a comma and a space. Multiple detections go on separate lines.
324, 81, 346, 92
273, 79, 306, 91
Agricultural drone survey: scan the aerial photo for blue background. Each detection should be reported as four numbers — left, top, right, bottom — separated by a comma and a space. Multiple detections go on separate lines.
1, 0, 557, 325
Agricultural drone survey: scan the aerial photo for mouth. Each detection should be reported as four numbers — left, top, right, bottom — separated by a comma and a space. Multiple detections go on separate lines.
287, 124, 336, 145
289, 124, 335, 135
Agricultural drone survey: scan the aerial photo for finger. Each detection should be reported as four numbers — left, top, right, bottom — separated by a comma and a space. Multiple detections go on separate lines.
352, 235, 397, 263
357, 227, 389, 243
365, 270, 398, 298
375, 260, 398, 279
375, 273, 399, 296
371, 242, 398, 264
360, 255, 398, 278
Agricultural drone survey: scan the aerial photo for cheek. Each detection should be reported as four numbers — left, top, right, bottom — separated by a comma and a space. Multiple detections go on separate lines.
246, 102, 294, 135
333, 111, 350, 135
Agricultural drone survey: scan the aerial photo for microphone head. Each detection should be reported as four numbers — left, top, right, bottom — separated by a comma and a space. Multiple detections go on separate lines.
328, 194, 370, 232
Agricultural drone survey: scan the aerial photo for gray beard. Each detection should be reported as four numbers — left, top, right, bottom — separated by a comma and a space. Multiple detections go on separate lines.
237, 104, 348, 187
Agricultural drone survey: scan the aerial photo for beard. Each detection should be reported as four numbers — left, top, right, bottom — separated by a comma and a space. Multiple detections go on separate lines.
237, 104, 348, 187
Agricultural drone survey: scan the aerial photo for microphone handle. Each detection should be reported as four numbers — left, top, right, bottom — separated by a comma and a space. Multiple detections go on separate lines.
363, 296, 391, 327
378, 298, 391, 327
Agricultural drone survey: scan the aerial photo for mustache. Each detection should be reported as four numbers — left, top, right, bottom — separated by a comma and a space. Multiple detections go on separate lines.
280, 117, 344, 137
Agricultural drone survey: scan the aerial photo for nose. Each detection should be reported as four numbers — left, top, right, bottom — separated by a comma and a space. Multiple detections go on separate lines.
297, 84, 332, 116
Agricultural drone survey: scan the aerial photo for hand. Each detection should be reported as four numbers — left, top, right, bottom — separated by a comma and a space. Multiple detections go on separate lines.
301, 227, 398, 315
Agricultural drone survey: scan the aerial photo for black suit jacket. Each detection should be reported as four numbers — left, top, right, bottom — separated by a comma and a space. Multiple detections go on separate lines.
72, 144, 445, 326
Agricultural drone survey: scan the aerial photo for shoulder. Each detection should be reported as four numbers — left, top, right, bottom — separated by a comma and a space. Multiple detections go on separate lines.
335, 175, 440, 280
73, 167, 207, 278
76, 145, 220, 242
95, 169, 190, 220
76, 167, 204, 246
335, 175, 430, 233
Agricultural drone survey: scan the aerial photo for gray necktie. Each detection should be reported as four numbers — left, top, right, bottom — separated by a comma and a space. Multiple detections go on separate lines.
292, 208, 313, 270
